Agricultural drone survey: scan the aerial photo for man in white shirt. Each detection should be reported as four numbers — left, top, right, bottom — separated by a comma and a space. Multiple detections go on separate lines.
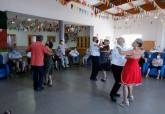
90, 36, 100, 81
110, 37, 126, 102
69, 47, 80, 64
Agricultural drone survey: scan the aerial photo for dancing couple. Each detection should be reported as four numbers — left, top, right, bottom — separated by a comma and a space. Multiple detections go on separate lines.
110, 37, 144, 106
89, 37, 110, 81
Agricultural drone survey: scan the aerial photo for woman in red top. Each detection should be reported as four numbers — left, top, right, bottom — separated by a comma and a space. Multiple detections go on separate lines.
27, 35, 52, 91
118, 39, 144, 106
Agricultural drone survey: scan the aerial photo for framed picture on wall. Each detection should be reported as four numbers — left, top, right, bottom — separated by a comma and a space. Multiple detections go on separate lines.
47, 35, 56, 42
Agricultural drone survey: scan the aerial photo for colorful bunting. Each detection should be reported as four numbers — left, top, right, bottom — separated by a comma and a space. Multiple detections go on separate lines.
55, 0, 110, 20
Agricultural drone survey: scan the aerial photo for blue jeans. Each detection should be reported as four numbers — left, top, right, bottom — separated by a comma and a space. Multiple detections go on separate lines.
31, 66, 44, 90
61, 56, 69, 67
72, 56, 80, 64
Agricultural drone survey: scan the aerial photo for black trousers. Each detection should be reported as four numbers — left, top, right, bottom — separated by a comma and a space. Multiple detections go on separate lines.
90, 56, 100, 80
0, 64, 6, 68
110, 64, 123, 96
31, 66, 44, 89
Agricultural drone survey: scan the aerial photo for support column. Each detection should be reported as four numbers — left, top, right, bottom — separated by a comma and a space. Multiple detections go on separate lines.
160, 24, 165, 50
59, 20, 65, 41
89, 26, 94, 46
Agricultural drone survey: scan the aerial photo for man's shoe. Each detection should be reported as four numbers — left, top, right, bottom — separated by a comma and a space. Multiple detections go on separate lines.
101, 79, 106, 82
90, 78, 97, 81
114, 93, 120, 97
110, 96, 117, 102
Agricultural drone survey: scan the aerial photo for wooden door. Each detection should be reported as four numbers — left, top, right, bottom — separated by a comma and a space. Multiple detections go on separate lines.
28, 35, 36, 46
143, 41, 155, 51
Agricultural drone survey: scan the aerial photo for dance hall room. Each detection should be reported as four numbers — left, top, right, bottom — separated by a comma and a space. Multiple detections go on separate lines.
0, 0, 165, 114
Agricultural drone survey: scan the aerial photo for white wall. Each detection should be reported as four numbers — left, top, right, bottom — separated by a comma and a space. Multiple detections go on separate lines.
114, 17, 165, 50
0, 0, 114, 39
3, 0, 164, 50
7, 28, 90, 49
7, 30, 79, 49
7, 30, 60, 49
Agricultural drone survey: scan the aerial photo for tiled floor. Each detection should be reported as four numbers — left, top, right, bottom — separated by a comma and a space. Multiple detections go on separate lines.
0, 66, 165, 114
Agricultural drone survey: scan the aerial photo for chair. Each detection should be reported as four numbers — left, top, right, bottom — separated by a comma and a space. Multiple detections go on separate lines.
53, 53, 63, 71
142, 63, 149, 76
148, 68, 158, 78
148, 54, 164, 79
148, 65, 165, 79
0, 54, 10, 79
143, 52, 158, 77
160, 65, 165, 79
161, 52, 165, 65
144, 51, 149, 58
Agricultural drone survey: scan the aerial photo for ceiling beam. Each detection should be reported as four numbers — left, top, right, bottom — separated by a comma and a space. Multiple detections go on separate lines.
140, 2, 156, 11
126, 8, 140, 14
96, 0, 133, 12
112, 0, 130, 6
114, 12, 125, 16
155, 0, 165, 9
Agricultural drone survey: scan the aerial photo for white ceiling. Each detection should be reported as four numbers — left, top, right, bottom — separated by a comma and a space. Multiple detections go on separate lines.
82, 0, 147, 14
83, 0, 101, 5
7, 11, 58, 23
106, 0, 147, 14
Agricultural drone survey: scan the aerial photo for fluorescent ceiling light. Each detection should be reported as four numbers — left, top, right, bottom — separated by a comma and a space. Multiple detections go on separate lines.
154, 15, 158, 19
11, 21, 15, 24
27, 18, 32, 21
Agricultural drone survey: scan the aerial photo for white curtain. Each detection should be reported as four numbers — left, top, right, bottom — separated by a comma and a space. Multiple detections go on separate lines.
160, 24, 165, 51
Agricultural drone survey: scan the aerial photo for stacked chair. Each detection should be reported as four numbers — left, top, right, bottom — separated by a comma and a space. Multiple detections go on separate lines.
0, 54, 10, 79
160, 53, 165, 78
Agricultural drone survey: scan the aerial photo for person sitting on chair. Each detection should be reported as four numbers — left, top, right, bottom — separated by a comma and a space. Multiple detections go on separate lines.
145, 53, 163, 79
82, 48, 90, 65
56, 40, 69, 68
8, 48, 25, 73
69, 47, 80, 64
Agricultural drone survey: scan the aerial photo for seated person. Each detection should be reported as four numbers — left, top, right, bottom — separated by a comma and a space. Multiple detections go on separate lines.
145, 53, 163, 79
82, 48, 90, 65
8, 48, 25, 72
56, 40, 69, 68
69, 47, 80, 64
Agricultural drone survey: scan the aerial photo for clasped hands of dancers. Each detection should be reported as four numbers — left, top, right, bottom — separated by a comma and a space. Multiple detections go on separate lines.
90, 37, 144, 107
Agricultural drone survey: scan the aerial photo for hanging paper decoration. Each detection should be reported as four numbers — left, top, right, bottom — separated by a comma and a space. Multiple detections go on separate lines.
56, 0, 110, 20
71, 3, 73, 9
8, 15, 59, 32
59, 0, 71, 5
